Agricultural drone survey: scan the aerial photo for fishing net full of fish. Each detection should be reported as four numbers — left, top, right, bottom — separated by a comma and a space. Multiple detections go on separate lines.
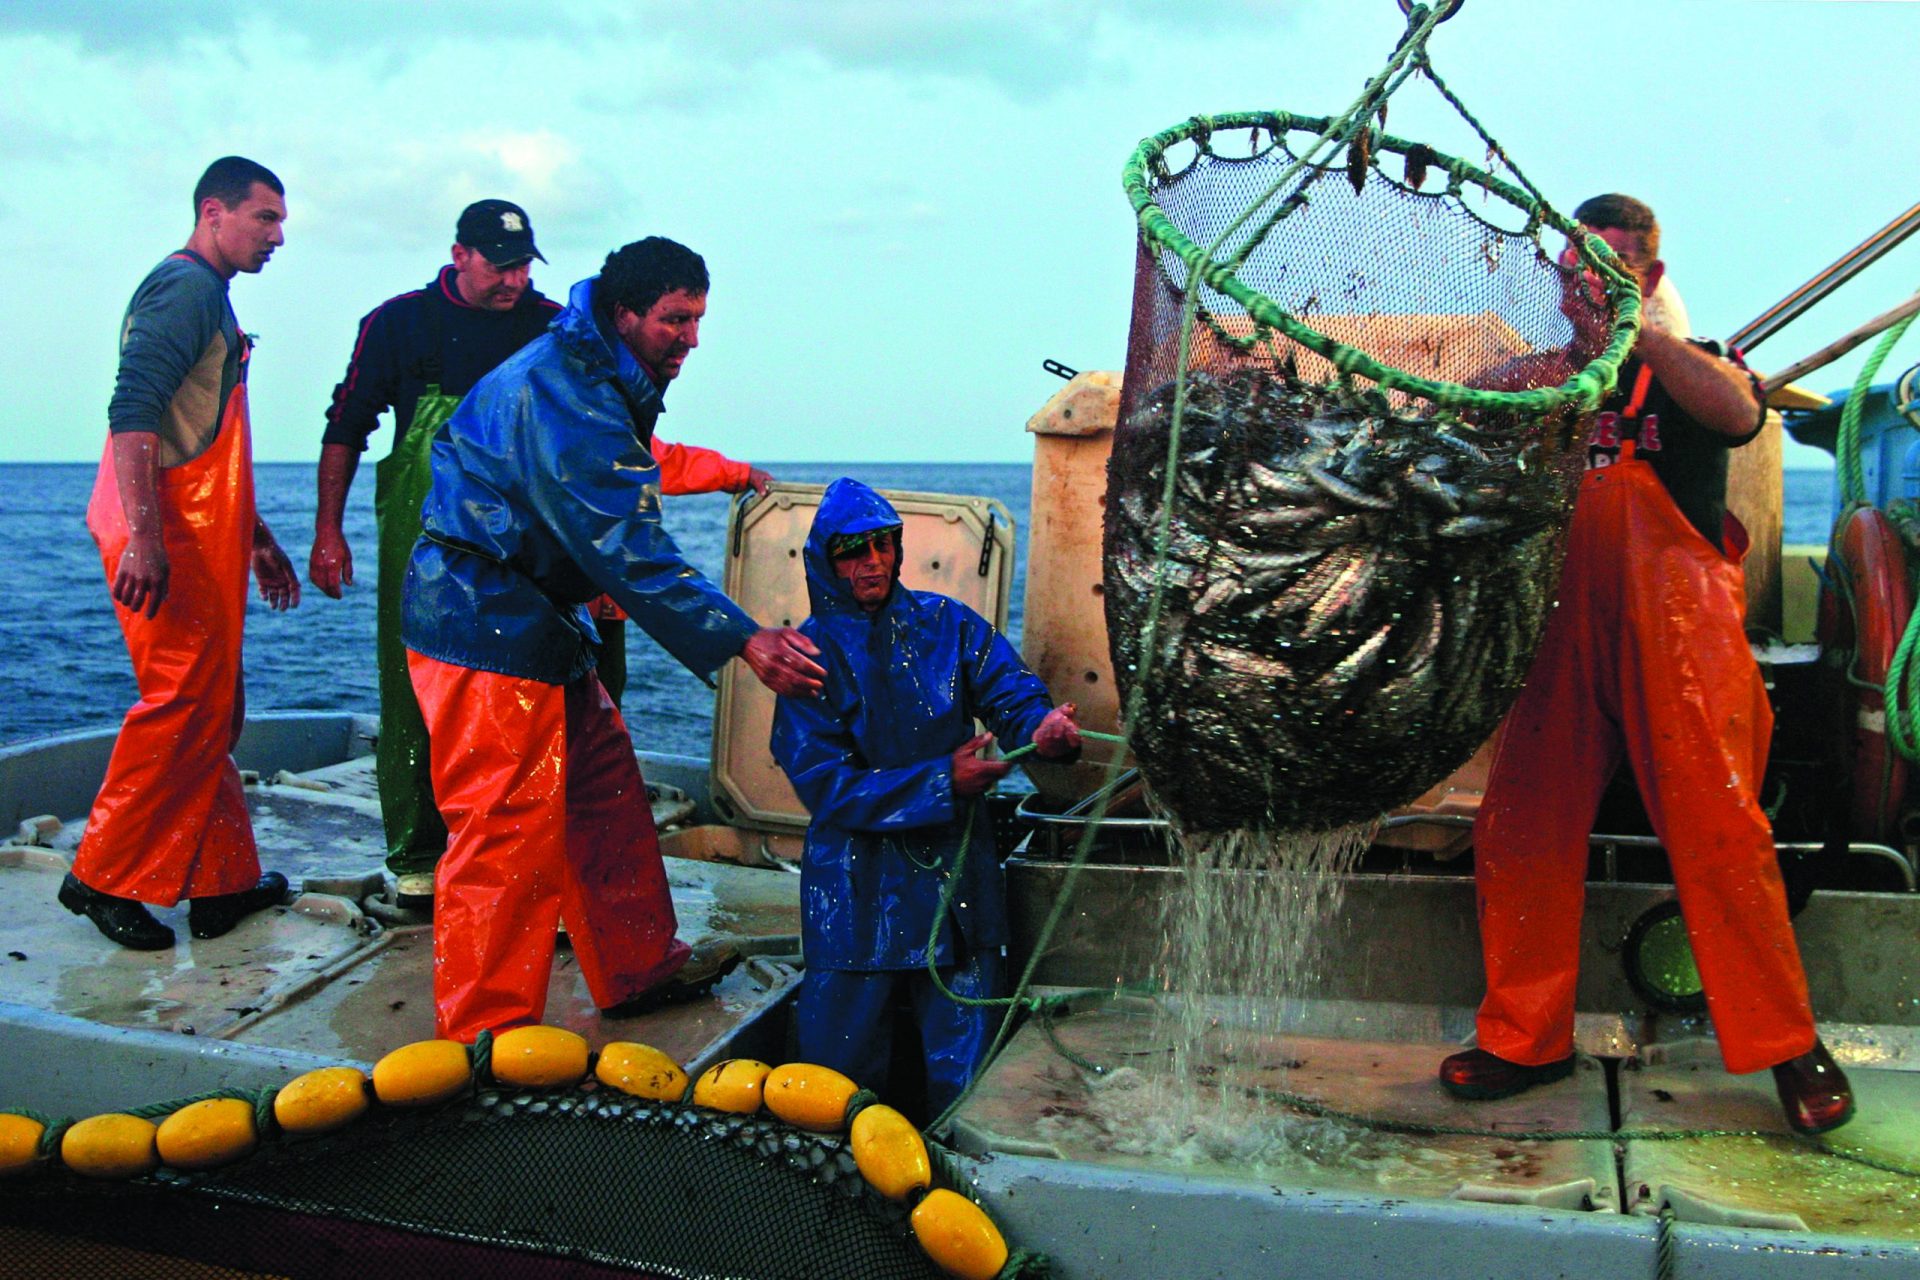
1104, 5, 1642, 838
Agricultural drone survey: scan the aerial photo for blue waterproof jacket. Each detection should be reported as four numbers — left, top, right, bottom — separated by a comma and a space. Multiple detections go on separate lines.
770, 479, 1056, 970
402, 276, 758, 685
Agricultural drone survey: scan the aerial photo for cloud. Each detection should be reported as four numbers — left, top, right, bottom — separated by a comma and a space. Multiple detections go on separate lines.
4, 1, 1295, 100
0, 1, 557, 54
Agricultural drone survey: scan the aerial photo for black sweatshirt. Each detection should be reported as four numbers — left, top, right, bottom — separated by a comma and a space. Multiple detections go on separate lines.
321, 264, 560, 452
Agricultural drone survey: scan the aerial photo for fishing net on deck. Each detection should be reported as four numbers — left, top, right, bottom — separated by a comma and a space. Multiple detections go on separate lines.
1104, 5, 1642, 837
0, 1090, 950, 1280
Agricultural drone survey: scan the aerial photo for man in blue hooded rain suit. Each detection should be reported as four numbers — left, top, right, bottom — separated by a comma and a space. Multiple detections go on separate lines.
771, 478, 1081, 1114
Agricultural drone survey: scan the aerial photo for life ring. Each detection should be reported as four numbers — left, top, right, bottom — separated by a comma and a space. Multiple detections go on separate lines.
1816, 506, 1913, 842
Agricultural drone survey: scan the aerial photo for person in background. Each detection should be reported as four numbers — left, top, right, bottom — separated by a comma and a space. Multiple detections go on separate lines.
1440, 193, 1853, 1136
62, 156, 300, 951
400, 235, 823, 1043
771, 478, 1081, 1116
310, 199, 560, 912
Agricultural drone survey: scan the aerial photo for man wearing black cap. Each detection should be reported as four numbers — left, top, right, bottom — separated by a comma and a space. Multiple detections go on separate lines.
309, 199, 561, 909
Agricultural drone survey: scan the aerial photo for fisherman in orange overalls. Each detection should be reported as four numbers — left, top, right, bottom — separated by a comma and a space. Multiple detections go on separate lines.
1441, 195, 1854, 1135
402, 237, 824, 1042
63, 157, 303, 952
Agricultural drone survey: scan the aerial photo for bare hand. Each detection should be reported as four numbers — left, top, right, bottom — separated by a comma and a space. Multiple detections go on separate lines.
308, 525, 354, 598
1032, 702, 1082, 759
112, 532, 169, 619
744, 466, 773, 496
253, 533, 302, 611
741, 626, 825, 697
951, 731, 1011, 798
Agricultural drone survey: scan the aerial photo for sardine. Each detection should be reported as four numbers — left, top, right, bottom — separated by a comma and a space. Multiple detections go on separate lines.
1270, 543, 1366, 621
1246, 461, 1321, 499
1405, 471, 1463, 514
1435, 514, 1510, 540
1298, 553, 1376, 639
1306, 465, 1397, 511
1198, 641, 1295, 681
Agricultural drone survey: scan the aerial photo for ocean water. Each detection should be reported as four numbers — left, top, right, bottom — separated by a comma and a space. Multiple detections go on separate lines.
0, 461, 1834, 750
0, 461, 1030, 752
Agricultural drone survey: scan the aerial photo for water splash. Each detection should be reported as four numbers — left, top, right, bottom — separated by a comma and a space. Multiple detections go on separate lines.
1142, 819, 1373, 1149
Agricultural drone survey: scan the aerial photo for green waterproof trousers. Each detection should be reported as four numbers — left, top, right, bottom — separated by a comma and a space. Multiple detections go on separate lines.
373, 387, 462, 878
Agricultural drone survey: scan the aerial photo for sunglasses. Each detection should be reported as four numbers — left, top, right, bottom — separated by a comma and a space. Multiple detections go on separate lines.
828, 529, 898, 560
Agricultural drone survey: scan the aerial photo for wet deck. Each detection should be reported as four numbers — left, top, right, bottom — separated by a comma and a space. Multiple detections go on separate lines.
1, 753, 802, 1068
951, 999, 1920, 1243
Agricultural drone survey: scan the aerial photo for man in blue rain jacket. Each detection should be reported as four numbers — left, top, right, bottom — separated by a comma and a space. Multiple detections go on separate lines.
771, 478, 1081, 1114
401, 236, 824, 1042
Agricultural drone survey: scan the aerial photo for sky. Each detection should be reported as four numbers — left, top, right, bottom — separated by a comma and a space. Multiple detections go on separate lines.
4, 0, 1916, 468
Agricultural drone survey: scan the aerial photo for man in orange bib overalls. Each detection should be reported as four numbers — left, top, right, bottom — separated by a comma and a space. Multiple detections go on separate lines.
1440, 195, 1854, 1136
64, 157, 303, 952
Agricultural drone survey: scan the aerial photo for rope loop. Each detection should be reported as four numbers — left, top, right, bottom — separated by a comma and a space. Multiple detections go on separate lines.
1833, 297, 1920, 763
469, 1028, 495, 1087
125, 1086, 262, 1123
1655, 1202, 1677, 1280
842, 1087, 881, 1131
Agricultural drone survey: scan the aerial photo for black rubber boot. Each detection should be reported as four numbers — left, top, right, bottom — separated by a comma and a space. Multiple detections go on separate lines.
1438, 1047, 1576, 1101
59, 873, 174, 951
601, 941, 743, 1018
188, 871, 291, 940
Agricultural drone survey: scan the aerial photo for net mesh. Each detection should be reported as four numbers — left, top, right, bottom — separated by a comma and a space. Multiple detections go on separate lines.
1106, 109, 1637, 835
0, 1090, 944, 1280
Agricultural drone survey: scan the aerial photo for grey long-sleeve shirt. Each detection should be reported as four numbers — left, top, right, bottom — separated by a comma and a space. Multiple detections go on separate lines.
107, 250, 243, 467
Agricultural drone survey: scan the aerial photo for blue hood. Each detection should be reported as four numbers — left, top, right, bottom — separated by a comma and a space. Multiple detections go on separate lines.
804, 478, 905, 618
554, 275, 668, 435
771, 478, 1058, 970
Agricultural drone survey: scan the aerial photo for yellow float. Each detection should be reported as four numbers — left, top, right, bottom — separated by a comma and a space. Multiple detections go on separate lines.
156, 1097, 258, 1171
762, 1063, 857, 1132
273, 1066, 371, 1135
491, 1026, 590, 1089
372, 1039, 472, 1107
690, 1058, 771, 1113
594, 1041, 689, 1101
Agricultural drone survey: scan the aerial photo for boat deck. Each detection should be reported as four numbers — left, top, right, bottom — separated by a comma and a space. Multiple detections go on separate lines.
1, 751, 802, 1074
951, 999, 1920, 1245
7, 718, 1920, 1275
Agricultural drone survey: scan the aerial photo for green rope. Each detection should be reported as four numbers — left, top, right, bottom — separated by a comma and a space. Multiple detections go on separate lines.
1411, 52, 1561, 254
996, 1249, 1053, 1279
469, 1027, 495, 1086
3, 1107, 61, 1162
38, 1119, 70, 1162
924, 760, 1151, 1134
124, 1085, 269, 1123
1123, 2, 1641, 424
1834, 317, 1915, 508
913, 719, 1148, 1136
1655, 1203, 1677, 1280
842, 1087, 881, 1131
998, 728, 1127, 764
1036, 1003, 1111, 1078
1835, 307, 1920, 764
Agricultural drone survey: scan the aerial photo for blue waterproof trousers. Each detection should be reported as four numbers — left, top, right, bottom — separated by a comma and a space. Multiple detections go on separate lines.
797, 948, 1004, 1116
